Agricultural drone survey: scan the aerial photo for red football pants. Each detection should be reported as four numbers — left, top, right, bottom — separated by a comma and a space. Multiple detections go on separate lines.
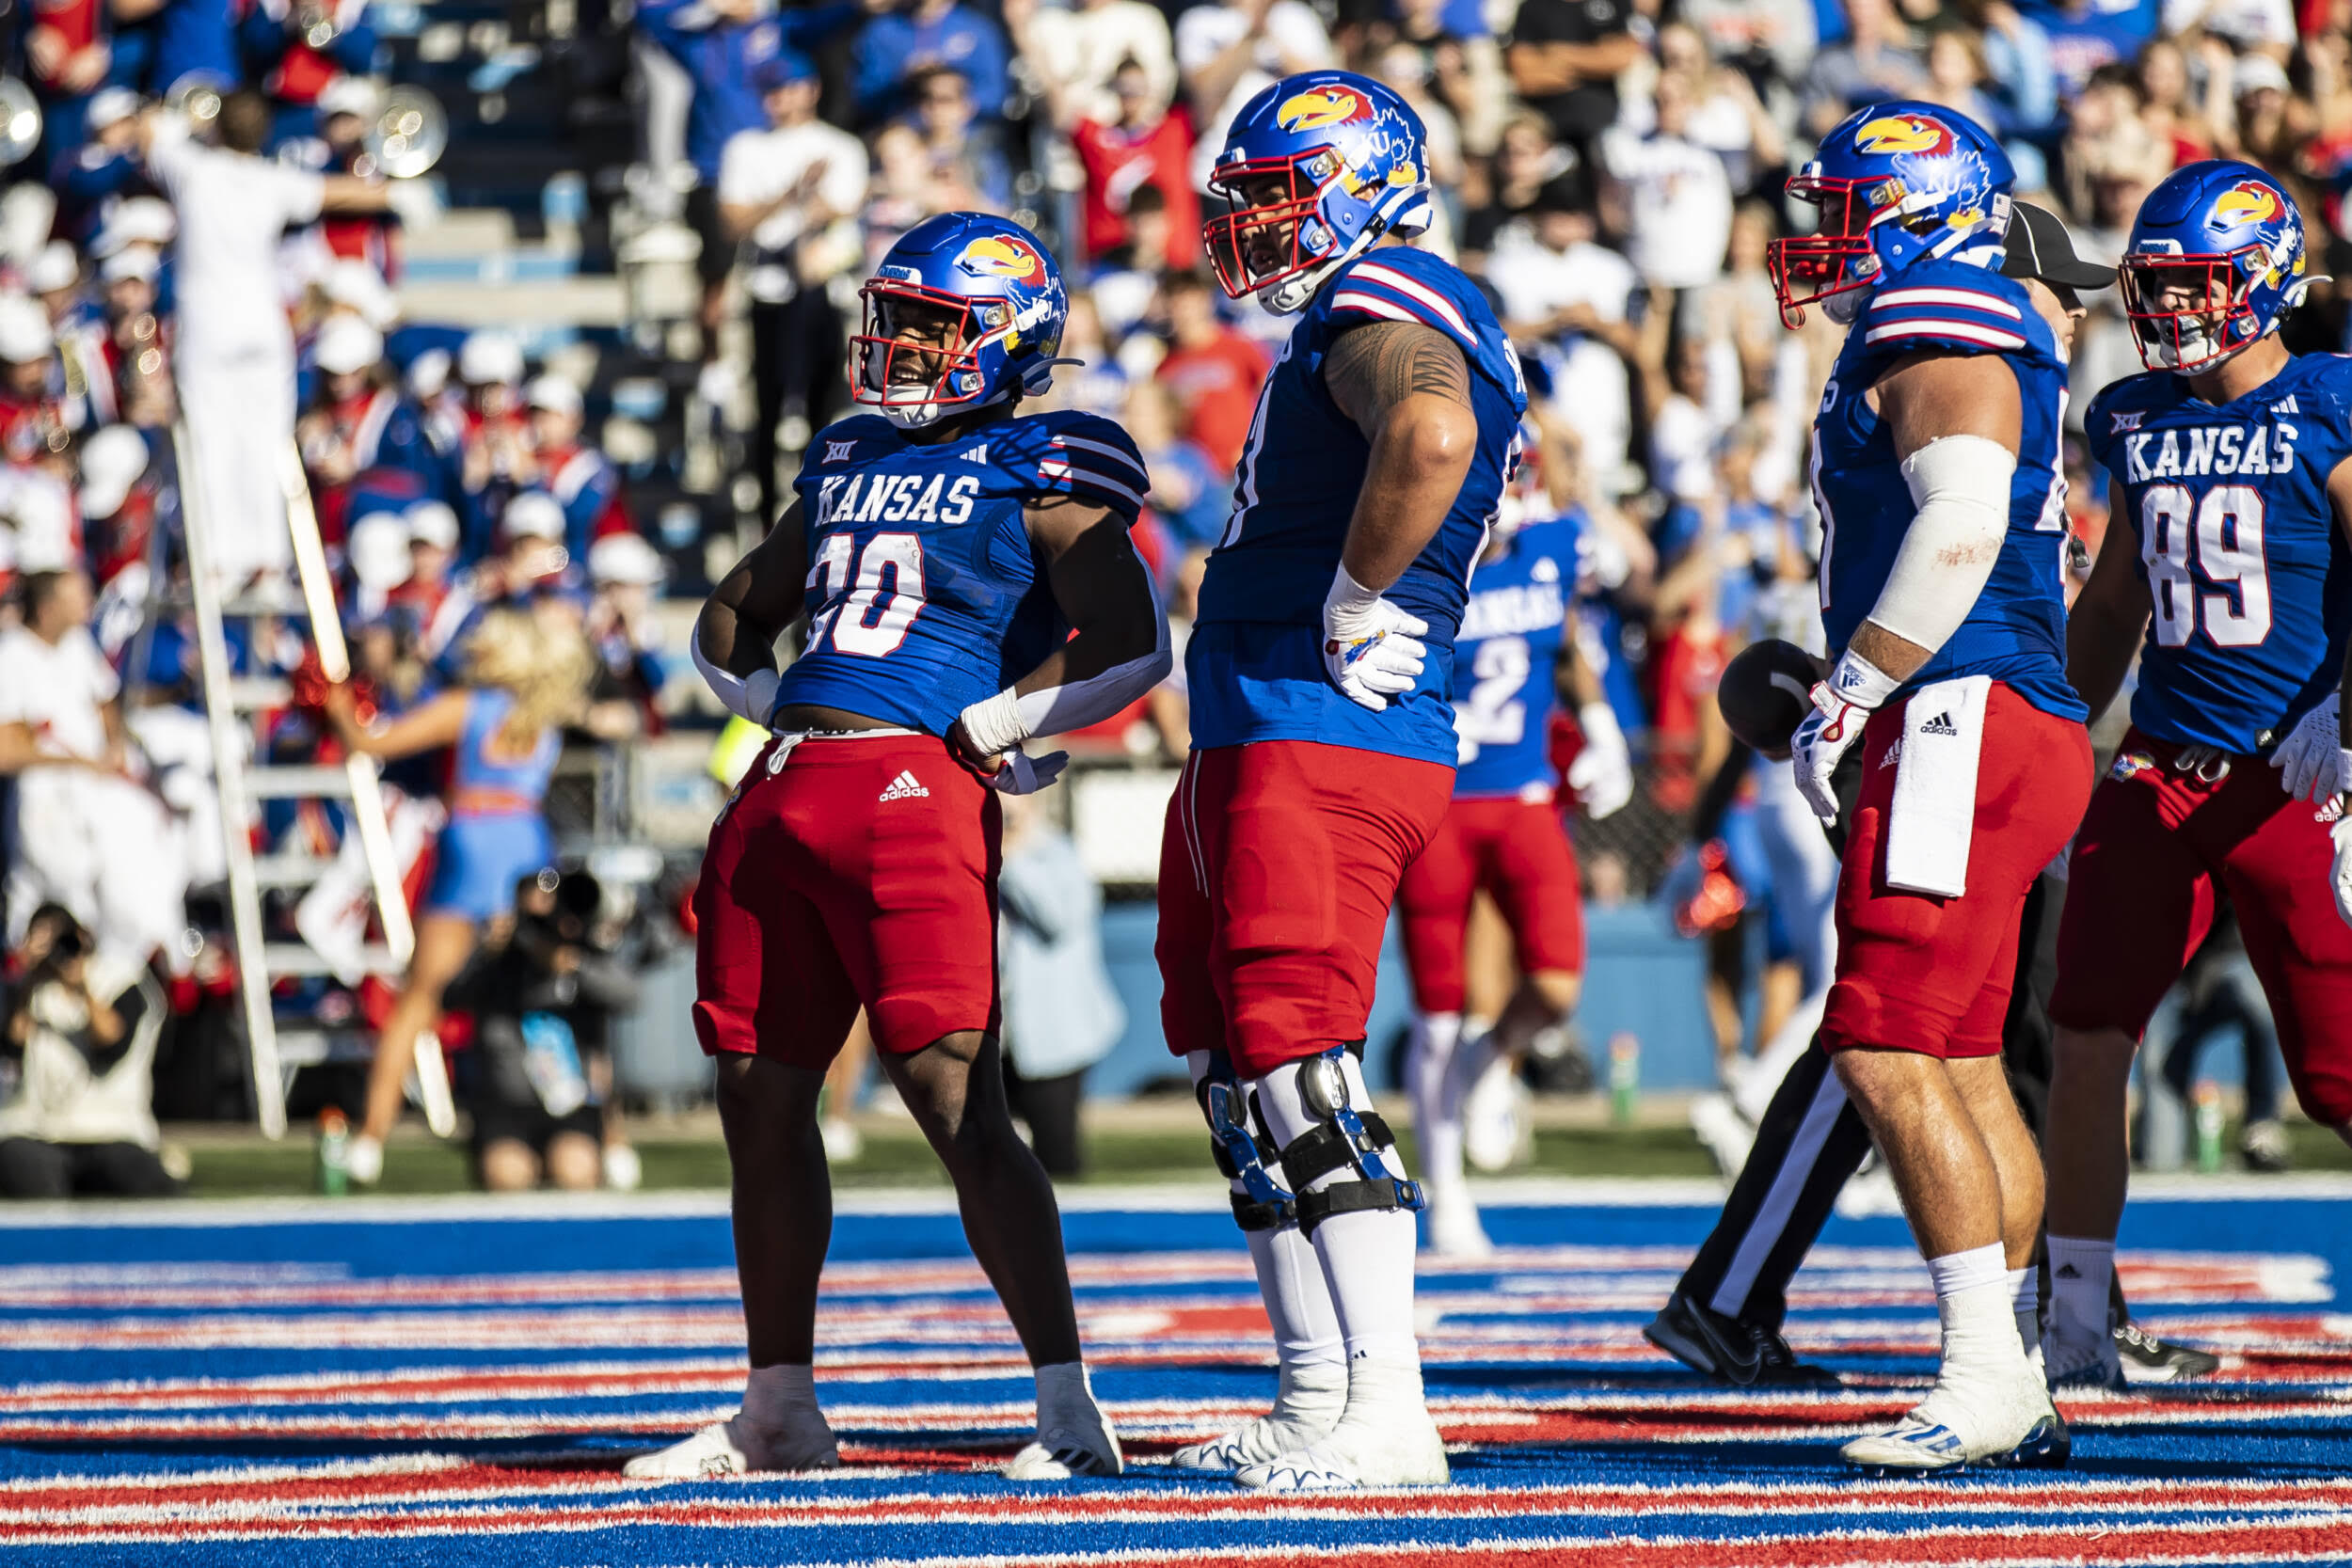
1156, 740, 1455, 1080
2050, 727, 2352, 1127
693, 734, 1000, 1066
1820, 683, 2091, 1060
1396, 795, 1586, 1015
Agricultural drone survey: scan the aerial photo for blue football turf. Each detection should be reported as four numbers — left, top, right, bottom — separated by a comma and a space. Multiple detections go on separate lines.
4, 1185, 2349, 1566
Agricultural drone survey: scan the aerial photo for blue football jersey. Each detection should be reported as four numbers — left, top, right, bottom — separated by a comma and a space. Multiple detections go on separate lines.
1811, 260, 2087, 722
774, 408, 1152, 736
2084, 353, 2352, 753
1452, 515, 1580, 799
1187, 245, 1532, 767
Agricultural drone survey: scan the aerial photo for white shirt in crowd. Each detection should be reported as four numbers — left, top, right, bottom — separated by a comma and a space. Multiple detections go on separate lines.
1486, 229, 1638, 491
142, 119, 325, 370
1600, 126, 1732, 292
1025, 0, 1178, 123
1176, 0, 1334, 191
0, 624, 117, 763
718, 119, 870, 302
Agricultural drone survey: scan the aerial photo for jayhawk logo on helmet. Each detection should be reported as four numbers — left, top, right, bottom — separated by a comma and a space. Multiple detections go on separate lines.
1275, 86, 1373, 134
956, 234, 1047, 284
1852, 114, 1957, 157
2209, 180, 2285, 231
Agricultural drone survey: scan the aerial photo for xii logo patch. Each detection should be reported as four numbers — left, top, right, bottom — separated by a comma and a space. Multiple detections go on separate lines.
824, 440, 858, 464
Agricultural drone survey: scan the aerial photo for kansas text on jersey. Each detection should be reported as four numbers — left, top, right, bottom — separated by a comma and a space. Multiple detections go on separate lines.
2085, 353, 2352, 753
1188, 245, 1532, 767
1810, 260, 2087, 722
776, 408, 1152, 735
1453, 515, 1582, 798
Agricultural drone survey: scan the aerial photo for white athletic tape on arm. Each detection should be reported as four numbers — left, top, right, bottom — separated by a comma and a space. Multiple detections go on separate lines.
1866, 433, 2018, 656
959, 615, 1174, 754
691, 615, 780, 726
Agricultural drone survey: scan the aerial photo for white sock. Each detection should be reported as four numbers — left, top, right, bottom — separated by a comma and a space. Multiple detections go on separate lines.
1252, 1053, 1423, 1379
2046, 1235, 2115, 1352
2006, 1266, 2042, 1370
1245, 1224, 1346, 1370
1406, 1012, 1464, 1197
1926, 1243, 2026, 1382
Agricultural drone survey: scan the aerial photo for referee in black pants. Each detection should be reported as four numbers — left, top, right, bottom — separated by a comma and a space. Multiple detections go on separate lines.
1646, 651, 2220, 1387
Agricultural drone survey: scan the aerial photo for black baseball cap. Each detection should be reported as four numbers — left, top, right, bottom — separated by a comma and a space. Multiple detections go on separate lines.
2001, 203, 2117, 291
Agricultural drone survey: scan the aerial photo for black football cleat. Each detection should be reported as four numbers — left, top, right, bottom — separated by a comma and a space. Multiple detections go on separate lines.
1645, 1291, 1840, 1388
2114, 1321, 2222, 1383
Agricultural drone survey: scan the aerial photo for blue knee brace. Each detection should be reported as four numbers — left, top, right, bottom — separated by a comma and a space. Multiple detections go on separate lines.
1196, 1050, 1295, 1232
1274, 1046, 1426, 1237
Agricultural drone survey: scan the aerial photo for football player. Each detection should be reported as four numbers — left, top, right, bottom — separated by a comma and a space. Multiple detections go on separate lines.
1769, 103, 2094, 1472
630, 213, 1169, 1481
1155, 70, 1528, 1490
1397, 427, 1631, 1258
2045, 161, 2352, 1387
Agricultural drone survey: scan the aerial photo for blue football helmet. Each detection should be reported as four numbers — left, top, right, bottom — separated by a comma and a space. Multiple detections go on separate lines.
1202, 70, 1433, 315
1769, 101, 2015, 326
852, 213, 1071, 429
2121, 161, 2312, 372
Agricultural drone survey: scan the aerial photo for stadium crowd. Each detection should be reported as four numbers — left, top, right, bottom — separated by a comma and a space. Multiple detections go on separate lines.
1, 0, 2346, 1187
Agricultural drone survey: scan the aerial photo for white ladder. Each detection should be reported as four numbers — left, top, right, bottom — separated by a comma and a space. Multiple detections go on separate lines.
173, 423, 454, 1139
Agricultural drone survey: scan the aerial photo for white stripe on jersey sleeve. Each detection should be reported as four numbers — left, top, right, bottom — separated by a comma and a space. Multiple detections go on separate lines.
1048, 434, 1150, 481
1862, 318, 2027, 351
1870, 287, 2025, 319
1329, 291, 1420, 325
1038, 459, 1148, 511
1345, 262, 1477, 341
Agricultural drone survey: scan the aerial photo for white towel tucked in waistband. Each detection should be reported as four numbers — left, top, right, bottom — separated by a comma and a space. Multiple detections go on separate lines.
1886, 674, 1992, 898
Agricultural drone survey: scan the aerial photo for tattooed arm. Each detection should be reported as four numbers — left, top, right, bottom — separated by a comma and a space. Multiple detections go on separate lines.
1322, 318, 1479, 590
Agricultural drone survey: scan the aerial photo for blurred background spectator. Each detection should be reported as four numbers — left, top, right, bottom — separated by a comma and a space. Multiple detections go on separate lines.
0, 0, 2341, 1175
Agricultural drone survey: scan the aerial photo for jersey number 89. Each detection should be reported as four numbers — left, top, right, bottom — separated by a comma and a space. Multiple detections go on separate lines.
2140, 484, 2270, 649
807, 531, 929, 657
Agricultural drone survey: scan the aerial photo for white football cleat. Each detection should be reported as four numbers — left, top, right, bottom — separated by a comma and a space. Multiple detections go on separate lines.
1170, 1361, 1346, 1474
1005, 1366, 1122, 1480
1841, 1371, 2068, 1475
623, 1413, 839, 1480
1462, 1054, 1532, 1174
343, 1134, 384, 1187
1232, 1407, 1450, 1491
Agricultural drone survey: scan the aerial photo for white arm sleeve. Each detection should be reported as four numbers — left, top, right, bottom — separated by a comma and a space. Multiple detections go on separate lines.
1864, 433, 2019, 656
957, 614, 1174, 754
691, 609, 780, 726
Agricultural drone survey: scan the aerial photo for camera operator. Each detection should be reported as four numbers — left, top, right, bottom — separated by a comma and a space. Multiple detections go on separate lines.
442, 869, 639, 1192
0, 906, 176, 1199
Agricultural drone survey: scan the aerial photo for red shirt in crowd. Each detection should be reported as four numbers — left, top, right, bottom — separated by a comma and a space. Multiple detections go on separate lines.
1071, 113, 1199, 267
1153, 328, 1267, 473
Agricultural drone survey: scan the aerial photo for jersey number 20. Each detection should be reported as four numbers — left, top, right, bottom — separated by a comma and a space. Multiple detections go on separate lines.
2139, 484, 2270, 648
807, 531, 927, 657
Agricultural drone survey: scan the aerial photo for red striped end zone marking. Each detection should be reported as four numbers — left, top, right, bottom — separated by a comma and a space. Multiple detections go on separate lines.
8, 1470, 2352, 1545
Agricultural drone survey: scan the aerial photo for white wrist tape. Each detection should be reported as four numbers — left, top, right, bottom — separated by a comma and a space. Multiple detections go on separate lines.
691, 623, 780, 726
1867, 434, 2016, 656
1325, 563, 1385, 628
959, 616, 1174, 753
1823, 648, 1900, 711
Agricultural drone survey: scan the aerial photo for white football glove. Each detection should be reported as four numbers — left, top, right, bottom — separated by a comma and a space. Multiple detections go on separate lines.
2331, 817, 2352, 932
1791, 651, 1900, 824
1567, 701, 1634, 819
984, 749, 1068, 795
1322, 565, 1428, 713
2270, 703, 2352, 806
